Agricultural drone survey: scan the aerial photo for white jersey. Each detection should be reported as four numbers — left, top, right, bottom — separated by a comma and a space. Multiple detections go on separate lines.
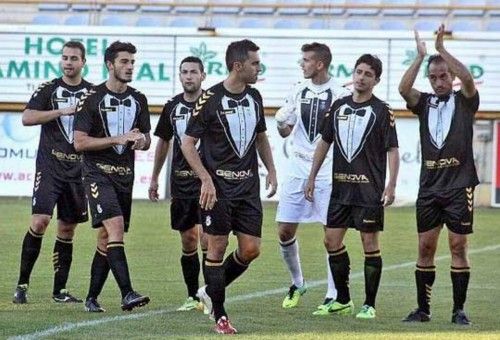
281, 78, 350, 180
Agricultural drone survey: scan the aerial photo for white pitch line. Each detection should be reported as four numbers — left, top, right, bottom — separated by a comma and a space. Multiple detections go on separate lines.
10, 243, 500, 340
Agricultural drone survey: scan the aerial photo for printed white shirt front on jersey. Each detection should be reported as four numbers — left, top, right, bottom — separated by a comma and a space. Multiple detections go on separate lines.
283, 78, 350, 179
427, 93, 455, 150
98, 94, 139, 154
172, 103, 192, 144
218, 94, 259, 159
334, 103, 376, 163
51, 86, 88, 143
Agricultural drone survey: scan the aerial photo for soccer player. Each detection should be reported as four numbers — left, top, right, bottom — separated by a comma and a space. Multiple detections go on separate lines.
275, 42, 350, 313
306, 54, 400, 319
149, 56, 208, 312
400, 26, 479, 325
13, 41, 92, 304
74, 41, 151, 313
181, 39, 277, 334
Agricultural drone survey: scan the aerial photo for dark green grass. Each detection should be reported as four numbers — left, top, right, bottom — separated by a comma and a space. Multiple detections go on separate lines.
0, 198, 499, 339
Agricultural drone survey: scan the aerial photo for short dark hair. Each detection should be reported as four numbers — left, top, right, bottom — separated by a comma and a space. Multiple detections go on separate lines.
63, 41, 86, 60
355, 54, 382, 79
427, 54, 446, 71
179, 56, 204, 73
225, 39, 260, 72
301, 42, 332, 68
104, 41, 137, 65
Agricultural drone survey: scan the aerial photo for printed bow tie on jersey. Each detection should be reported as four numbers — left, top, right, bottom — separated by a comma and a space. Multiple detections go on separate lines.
110, 98, 132, 107
344, 107, 366, 117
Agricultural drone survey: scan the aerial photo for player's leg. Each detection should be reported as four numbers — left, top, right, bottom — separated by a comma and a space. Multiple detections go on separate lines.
276, 178, 312, 308
52, 180, 88, 302
445, 187, 474, 325
448, 231, 471, 325
85, 227, 109, 312
278, 222, 307, 308
172, 198, 203, 311
357, 230, 381, 319
403, 193, 441, 322
323, 226, 353, 315
354, 206, 384, 319
178, 225, 202, 311
52, 220, 81, 302
199, 224, 208, 283
14, 171, 56, 304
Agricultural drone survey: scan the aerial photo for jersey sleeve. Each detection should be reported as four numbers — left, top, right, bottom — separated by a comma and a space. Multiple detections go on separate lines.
154, 102, 174, 141
407, 92, 429, 116
25, 81, 53, 111
460, 90, 480, 114
383, 103, 399, 149
254, 89, 267, 134
137, 93, 151, 134
73, 90, 96, 134
185, 90, 213, 138
321, 103, 336, 144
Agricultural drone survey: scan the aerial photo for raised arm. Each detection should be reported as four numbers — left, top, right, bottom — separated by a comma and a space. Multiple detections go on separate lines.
435, 24, 476, 98
22, 106, 76, 126
256, 131, 277, 198
304, 139, 331, 202
399, 30, 426, 108
148, 138, 170, 202
180, 135, 216, 210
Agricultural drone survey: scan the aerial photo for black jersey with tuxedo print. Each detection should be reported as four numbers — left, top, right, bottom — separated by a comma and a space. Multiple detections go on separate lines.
185, 82, 266, 200
73, 82, 151, 193
321, 94, 398, 207
409, 90, 479, 193
26, 77, 93, 181
155, 93, 200, 199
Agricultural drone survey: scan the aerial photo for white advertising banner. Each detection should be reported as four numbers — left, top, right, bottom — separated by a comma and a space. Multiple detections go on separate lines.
0, 113, 166, 199
0, 26, 497, 110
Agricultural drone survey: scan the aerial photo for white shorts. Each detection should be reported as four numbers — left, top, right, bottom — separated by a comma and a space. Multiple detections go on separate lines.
276, 177, 332, 225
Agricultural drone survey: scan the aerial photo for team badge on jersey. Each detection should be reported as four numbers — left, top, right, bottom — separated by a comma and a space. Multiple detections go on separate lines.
218, 94, 259, 158
51, 86, 88, 143
334, 103, 376, 163
172, 104, 192, 144
300, 88, 333, 143
98, 94, 139, 154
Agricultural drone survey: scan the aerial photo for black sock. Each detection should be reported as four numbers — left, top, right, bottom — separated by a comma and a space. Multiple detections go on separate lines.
181, 249, 200, 299
107, 242, 132, 298
363, 251, 382, 308
328, 246, 351, 304
87, 248, 110, 300
224, 251, 249, 287
52, 237, 73, 295
451, 266, 470, 312
18, 228, 44, 286
415, 265, 436, 314
205, 258, 226, 321
201, 248, 207, 284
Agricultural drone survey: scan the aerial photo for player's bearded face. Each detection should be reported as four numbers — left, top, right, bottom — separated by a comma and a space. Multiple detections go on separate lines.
180, 62, 205, 94
428, 61, 453, 97
60, 47, 85, 79
110, 52, 135, 83
353, 63, 379, 93
240, 51, 261, 84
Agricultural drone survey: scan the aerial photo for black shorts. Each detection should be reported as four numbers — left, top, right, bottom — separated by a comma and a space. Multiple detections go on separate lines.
171, 197, 202, 231
326, 202, 384, 232
31, 170, 88, 224
416, 187, 474, 235
84, 177, 132, 232
200, 198, 263, 237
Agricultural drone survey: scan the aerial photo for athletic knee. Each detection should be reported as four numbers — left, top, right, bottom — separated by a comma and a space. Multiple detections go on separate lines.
418, 240, 436, 260
278, 227, 295, 243
181, 229, 199, 250
57, 223, 76, 239
31, 216, 51, 234
450, 239, 467, 259
239, 246, 260, 263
